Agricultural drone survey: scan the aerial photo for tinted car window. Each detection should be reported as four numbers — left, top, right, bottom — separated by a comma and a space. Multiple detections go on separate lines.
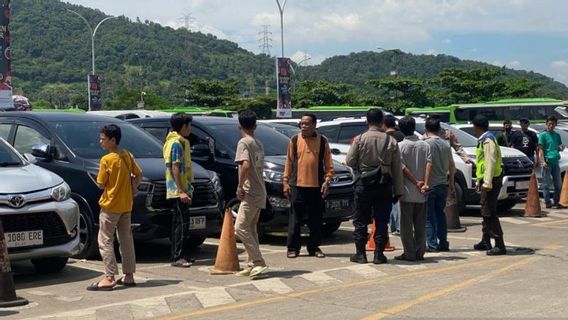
49, 121, 163, 159
205, 124, 289, 157
317, 125, 340, 142
14, 125, 50, 155
144, 127, 170, 142
415, 123, 477, 147
0, 124, 10, 140
0, 140, 23, 165
338, 124, 367, 143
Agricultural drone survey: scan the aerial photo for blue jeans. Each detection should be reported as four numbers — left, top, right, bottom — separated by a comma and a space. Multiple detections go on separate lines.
426, 184, 449, 250
390, 202, 400, 233
542, 162, 562, 206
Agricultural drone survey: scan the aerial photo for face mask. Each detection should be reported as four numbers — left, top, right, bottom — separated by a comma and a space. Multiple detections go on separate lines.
505, 127, 512, 133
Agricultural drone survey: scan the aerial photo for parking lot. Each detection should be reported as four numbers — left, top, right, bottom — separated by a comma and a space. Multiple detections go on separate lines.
3, 202, 568, 319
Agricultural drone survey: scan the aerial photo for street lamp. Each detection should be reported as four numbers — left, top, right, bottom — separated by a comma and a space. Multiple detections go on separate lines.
67, 9, 117, 110
276, 0, 287, 57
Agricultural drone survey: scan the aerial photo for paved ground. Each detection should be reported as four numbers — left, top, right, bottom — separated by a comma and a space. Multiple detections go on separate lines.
2, 202, 568, 319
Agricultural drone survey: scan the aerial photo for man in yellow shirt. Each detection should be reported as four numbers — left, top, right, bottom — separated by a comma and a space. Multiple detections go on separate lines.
88, 124, 142, 291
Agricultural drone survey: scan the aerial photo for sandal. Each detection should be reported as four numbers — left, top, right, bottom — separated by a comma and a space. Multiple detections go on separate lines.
86, 281, 115, 291
309, 250, 326, 258
171, 258, 192, 268
287, 251, 299, 258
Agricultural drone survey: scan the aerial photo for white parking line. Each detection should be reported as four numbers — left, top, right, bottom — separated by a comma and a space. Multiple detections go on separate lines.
546, 212, 568, 218
194, 287, 236, 308
301, 271, 342, 286
499, 217, 531, 224
249, 277, 294, 294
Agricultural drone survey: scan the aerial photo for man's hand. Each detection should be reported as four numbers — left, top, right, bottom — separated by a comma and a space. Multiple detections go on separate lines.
541, 161, 549, 169
392, 195, 400, 204
448, 183, 455, 195
321, 181, 330, 198
420, 184, 430, 194
283, 182, 291, 199
475, 182, 481, 193
179, 191, 192, 204
236, 186, 245, 201
416, 181, 425, 190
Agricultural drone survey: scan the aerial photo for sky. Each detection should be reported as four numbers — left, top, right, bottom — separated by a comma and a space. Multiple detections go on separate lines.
65, 0, 568, 85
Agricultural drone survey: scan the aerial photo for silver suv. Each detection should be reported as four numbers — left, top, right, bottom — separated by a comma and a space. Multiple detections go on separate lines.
0, 138, 80, 274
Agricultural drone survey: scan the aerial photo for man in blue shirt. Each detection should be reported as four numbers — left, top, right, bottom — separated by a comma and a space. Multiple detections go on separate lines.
538, 116, 565, 209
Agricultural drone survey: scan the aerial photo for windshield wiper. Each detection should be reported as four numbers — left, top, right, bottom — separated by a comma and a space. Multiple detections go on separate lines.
0, 161, 21, 167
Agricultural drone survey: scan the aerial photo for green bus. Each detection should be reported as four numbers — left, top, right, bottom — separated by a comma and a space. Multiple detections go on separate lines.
405, 98, 568, 123
271, 105, 381, 121
404, 106, 453, 123
161, 107, 237, 118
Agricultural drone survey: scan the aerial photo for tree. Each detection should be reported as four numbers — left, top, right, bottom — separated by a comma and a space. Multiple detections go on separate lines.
181, 79, 239, 107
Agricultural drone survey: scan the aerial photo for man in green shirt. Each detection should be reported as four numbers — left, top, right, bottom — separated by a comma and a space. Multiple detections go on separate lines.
538, 116, 565, 209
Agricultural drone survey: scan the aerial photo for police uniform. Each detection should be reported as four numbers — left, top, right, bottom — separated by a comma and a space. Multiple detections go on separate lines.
346, 128, 404, 263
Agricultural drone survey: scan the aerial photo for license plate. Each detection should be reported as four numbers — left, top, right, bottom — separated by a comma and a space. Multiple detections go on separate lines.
189, 216, 206, 230
515, 181, 529, 190
326, 199, 351, 210
5, 230, 43, 248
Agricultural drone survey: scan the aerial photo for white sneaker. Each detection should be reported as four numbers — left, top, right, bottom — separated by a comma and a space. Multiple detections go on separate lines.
249, 266, 268, 279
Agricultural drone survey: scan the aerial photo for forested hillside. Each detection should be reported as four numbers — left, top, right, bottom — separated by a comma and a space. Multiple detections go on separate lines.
9, 0, 568, 111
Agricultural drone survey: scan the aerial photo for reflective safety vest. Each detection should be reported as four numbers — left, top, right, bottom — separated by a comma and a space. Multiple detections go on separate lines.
475, 132, 503, 180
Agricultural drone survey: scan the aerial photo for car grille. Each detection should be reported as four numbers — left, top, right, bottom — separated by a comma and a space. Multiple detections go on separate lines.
150, 180, 218, 210
330, 173, 354, 186
502, 157, 533, 176
2, 211, 72, 250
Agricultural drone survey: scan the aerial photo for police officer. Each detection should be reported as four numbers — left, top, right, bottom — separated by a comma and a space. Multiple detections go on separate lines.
346, 109, 404, 264
472, 115, 506, 255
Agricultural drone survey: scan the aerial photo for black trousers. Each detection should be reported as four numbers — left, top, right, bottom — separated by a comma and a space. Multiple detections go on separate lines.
353, 184, 392, 250
170, 198, 190, 261
287, 187, 323, 254
479, 176, 504, 239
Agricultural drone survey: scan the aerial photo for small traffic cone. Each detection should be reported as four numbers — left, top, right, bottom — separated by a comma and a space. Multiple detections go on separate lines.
559, 172, 568, 207
0, 220, 29, 308
210, 207, 240, 275
446, 190, 466, 232
366, 219, 395, 251
524, 172, 543, 217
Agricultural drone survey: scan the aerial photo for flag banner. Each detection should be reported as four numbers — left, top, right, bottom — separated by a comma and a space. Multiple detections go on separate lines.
276, 57, 292, 118
0, 0, 13, 110
88, 74, 102, 110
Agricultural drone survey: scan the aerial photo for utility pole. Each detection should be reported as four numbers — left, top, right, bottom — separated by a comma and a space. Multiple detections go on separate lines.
258, 25, 272, 55
179, 12, 194, 30
276, 0, 287, 57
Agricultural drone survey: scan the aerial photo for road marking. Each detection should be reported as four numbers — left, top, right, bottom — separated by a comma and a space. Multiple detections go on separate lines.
157, 257, 501, 320
249, 278, 294, 294
544, 212, 568, 218
194, 287, 235, 308
523, 216, 554, 222
347, 264, 388, 278
301, 271, 342, 286
360, 256, 538, 320
533, 219, 568, 227
499, 217, 531, 224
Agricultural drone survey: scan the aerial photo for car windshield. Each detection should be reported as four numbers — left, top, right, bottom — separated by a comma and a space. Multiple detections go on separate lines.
271, 124, 299, 138
206, 123, 289, 156
48, 121, 163, 159
415, 123, 478, 147
0, 139, 23, 166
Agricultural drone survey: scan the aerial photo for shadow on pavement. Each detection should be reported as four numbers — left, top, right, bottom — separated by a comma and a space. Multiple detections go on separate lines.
12, 263, 102, 290
265, 270, 310, 279
0, 311, 19, 317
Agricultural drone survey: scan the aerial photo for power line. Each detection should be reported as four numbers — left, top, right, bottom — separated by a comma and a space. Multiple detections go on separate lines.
258, 25, 272, 55
178, 12, 195, 30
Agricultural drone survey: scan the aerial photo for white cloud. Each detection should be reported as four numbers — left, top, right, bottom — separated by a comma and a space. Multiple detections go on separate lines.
425, 49, 437, 55
291, 51, 313, 65
317, 13, 361, 31
507, 61, 521, 68
443, 39, 452, 44
551, 60, 568, 69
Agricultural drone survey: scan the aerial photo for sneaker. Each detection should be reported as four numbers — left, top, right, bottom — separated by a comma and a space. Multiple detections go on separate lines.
171, 258, 192, 268
250, 266, 268, 279
236, 267, 252, 277
545, 202, 552, 209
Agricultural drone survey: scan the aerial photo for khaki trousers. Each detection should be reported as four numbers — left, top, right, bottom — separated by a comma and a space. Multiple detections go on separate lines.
235, 200, 266, 268
98, 210, 136, 277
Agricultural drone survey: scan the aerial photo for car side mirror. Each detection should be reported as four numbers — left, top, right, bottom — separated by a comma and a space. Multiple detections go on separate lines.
191, 144, 212, 158
23, 153, 37, 164
31, 144, 53, 161
331, 148, 341, 155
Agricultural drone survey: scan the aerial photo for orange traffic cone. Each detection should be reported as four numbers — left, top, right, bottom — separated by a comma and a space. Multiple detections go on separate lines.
366, 219, 395, 252
559, 172, 568, 207
210, 207, 240, 275
524, 172, 543, 217
0, 220, 29, 308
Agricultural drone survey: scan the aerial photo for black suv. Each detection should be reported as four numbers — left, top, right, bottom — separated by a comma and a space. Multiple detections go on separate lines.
129, 116, 355, 235
0, 112, 223, 258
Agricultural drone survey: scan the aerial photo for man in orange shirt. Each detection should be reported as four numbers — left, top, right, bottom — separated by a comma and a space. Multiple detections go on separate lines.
88, 124, 142, 291
283, 114, 334, 258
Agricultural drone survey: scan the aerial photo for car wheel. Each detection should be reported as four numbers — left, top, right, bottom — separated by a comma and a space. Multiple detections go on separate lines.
322, 220, 342, 236
183, 235, 207, 248
31, 257, 69, 274
497, 199, 517, 213
72, 203, 98, 259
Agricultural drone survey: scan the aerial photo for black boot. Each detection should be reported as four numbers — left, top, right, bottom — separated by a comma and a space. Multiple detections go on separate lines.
350, 241, 368, 264
373, 250, 388, 264
473, 234, 492, 251
486, 237, 506, 256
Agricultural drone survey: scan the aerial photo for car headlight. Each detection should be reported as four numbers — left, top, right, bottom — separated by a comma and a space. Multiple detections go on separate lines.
263, 169, 284, 183
268, 195, 290, 208
51, 182, 71, 201
211, 173, 222, 192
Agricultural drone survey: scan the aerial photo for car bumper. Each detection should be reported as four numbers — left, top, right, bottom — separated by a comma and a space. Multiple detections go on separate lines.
4, 198, 81, 261
466, 175, 530, 204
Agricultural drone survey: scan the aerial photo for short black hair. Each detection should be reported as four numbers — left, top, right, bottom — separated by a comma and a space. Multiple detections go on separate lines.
398, 116, 416, 136
519, 118, 530, 124
170, 112, 193, 133
503, 119, 512, 125
100, 124, 121, 144
546, 115, 558, 123
301, 113, 317, 124
366, 108, 384, 125
238, 110, 257, 130
472, 114, 489, 131
425, 115, 441, 133
384, 115, 397, 129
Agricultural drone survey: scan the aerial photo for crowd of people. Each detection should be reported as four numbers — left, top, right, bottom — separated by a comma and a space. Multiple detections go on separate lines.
85, 109, 563, 291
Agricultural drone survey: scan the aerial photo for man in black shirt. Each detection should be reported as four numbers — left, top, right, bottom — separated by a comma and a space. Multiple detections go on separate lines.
509, 118, 538, 164
497, 119, 512, 147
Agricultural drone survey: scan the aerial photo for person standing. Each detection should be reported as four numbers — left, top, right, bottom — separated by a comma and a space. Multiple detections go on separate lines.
346, 109, 404, 264
384, 115, 404, 236
510, 118, 538, 164
283, 113, 335, 258
234, 111, 269, 278
395, 116, 431, 261
88, 124, 142, 291
497, 119, 512, 147
538, 116, 566, 209
423, 116, 455, 252
472, 115, 507, 255
164, 113, 195, 267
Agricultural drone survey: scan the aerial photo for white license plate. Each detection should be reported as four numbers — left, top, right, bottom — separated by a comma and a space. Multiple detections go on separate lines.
516, 181, 529, 190
326, 199, 351, 210
189, 216, 206, 230
5, 230, 43, 248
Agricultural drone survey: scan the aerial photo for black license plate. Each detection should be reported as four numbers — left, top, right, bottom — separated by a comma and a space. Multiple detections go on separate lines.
325, 199, 351, 210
